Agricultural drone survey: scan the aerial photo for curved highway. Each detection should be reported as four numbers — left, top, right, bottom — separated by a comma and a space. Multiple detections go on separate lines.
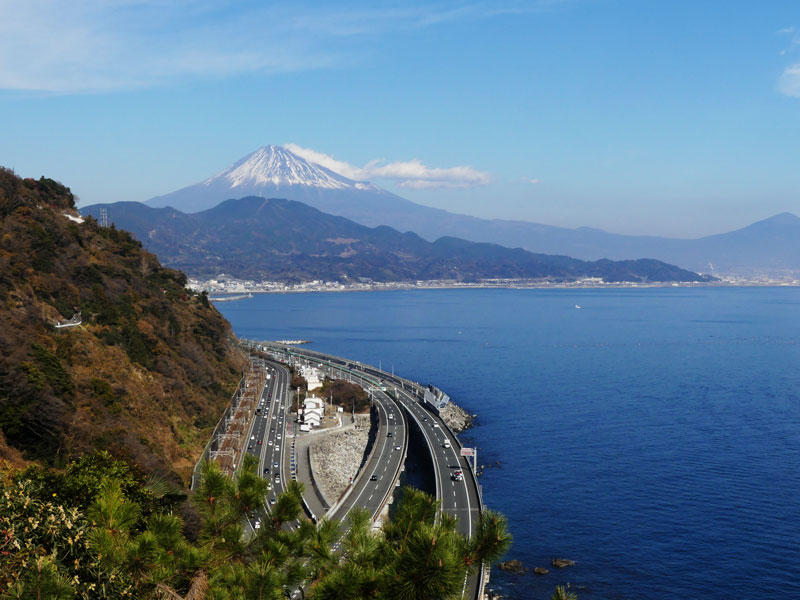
242, 355, 407, 536
258, 343, 484, 600
240, 359, 291, 530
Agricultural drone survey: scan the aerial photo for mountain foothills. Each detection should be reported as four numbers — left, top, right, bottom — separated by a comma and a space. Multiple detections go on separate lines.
146, 145, 800, 277
83, 196, 712, 284
0, 167, 245, 480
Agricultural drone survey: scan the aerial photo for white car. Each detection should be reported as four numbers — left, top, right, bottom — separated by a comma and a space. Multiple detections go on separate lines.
443, 440, 451, 448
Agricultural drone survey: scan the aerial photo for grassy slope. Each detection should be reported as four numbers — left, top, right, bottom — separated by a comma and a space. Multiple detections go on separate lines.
0, 168, 245, 482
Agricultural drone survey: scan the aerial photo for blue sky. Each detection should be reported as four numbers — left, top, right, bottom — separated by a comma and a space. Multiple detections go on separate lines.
1, 0, 799, 237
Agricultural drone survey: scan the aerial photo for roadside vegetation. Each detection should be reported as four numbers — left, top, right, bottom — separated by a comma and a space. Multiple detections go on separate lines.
316, 379, 370, 413
1, 451, 512, 599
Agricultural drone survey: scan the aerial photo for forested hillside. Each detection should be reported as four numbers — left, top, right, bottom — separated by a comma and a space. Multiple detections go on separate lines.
83, 197, 714, 284
0, 168, 245, 481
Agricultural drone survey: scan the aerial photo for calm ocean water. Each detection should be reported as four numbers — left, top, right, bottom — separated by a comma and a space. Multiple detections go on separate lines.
215, 287, 800, 600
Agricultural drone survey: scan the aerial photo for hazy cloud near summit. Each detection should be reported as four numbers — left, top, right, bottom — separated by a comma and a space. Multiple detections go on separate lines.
285, 143, 491, 189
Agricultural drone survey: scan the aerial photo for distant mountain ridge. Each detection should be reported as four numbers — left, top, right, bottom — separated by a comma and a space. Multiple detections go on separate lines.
146, 146, 800, 277
83, 196, 711, 284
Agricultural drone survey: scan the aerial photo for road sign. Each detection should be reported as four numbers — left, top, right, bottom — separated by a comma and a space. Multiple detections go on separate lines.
460, 448, 474, 457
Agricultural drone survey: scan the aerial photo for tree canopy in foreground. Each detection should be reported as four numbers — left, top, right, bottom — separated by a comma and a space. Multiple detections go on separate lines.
1, 451, 513, 599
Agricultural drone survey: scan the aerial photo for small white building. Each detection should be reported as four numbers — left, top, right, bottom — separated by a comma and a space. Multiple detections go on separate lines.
301, 366, 323, 392
304, 397, 324, 411
304, 412, 321, 428
304, 406, 324, 420
302, 396, 324, 427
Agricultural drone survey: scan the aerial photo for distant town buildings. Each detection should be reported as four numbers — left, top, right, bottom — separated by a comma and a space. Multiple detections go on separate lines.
186, 274, 779, 296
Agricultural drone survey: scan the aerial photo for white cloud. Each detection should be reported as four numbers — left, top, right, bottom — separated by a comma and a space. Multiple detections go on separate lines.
776, 26, 800, 97
778, 64, 800, 98
0, 0, 562, 93
366, 158, 491, 187
283, 144, 365, 180
285, 143, 491, 189
777, 25, 800, 57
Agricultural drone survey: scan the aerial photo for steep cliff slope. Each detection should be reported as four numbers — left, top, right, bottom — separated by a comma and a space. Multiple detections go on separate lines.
0, 168, 245, 481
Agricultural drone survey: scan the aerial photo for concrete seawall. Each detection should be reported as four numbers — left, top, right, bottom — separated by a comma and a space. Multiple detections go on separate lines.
307, 445, 332, 509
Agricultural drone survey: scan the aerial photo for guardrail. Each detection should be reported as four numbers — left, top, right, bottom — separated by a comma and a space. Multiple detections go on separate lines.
444, 401, 486, 600
367, 389, 408, 523
395, 394, 442, 520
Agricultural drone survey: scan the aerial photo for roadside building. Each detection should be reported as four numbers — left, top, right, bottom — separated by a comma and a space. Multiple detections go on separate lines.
302, 396, 325, 427
301, 366, 323, 392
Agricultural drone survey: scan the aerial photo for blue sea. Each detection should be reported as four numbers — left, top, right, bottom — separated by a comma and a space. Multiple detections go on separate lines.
215, 287, 800, 600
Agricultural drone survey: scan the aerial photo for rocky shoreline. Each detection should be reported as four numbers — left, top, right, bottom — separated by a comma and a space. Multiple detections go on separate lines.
439, 401, 475, 432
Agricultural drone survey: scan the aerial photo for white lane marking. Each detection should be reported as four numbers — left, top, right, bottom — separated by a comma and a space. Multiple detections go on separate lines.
342, 392, 391, 521
443, 441, 472, 538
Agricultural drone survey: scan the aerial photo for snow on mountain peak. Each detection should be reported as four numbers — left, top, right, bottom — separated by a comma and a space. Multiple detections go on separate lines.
206, 144, 374, 191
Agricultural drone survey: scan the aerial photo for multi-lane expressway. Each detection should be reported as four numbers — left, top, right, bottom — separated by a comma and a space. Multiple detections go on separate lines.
239, 356, 408, 536
257, 342, 484, 600
239, 359, 291, 530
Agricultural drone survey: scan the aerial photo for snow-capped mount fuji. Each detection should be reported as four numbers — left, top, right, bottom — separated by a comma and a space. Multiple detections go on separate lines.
147, 145, 412, 219
216, 145, 376, 191
145, 145, 800, 277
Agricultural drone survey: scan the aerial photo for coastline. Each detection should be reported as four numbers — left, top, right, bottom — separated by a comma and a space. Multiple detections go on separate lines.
195, 278, 800, 297
439, 401, 475, 433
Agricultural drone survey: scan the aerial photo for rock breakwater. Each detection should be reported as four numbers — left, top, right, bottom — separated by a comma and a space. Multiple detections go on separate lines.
439, 401, 474, 432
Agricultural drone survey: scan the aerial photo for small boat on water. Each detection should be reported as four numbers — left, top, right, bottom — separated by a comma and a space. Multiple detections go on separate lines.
574, 304, 582, 309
